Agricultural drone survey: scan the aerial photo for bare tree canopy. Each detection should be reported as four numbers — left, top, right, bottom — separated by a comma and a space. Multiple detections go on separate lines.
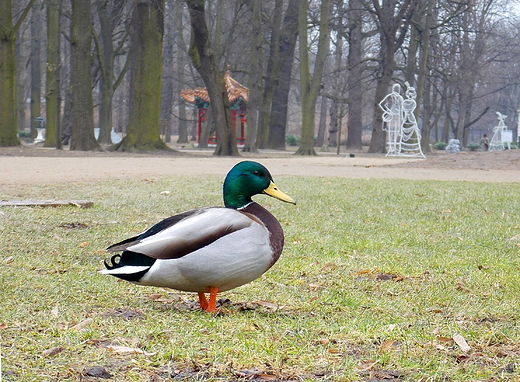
2, 0, 520, 152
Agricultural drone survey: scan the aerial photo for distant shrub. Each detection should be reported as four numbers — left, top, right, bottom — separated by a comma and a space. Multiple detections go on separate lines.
285, 134, 300, 146
433, 141, 448, 150
506, 143, 517, 150
467, 143, 481, 151
18, 130, 31, 138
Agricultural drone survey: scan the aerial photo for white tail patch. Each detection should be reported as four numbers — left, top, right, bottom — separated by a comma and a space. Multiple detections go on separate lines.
99, 265, 150, 275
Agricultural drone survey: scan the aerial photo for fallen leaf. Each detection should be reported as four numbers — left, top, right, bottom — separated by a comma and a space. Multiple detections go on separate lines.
2, 256, 14, 264
385, 324, 397, 332
160, 191, 170, 195
42, 346, 65, 357
436, 336, 454, 343
0, 323, 7, 330
379, 340, 397, 352
71, 318, 93, 331
375, 273, 394, 281
107, 345, 156, 356
83, 366, 113, 379
256, 300, 280, 311
79, 241, 91, 248
358, 359, 378, 371
455, 282, 471, 293
317, 338, 330, 345
152, 297, 175, 303
256, 374, 278, 381
453, 333, 471, 352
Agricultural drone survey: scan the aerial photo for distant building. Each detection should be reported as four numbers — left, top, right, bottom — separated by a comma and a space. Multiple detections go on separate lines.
181, 70, 248, 146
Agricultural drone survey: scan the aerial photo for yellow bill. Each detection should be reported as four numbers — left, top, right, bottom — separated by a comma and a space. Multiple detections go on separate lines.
263, 181, 296, 204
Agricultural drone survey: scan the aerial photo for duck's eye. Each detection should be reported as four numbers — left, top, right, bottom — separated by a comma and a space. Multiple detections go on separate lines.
253, 170, 260, 176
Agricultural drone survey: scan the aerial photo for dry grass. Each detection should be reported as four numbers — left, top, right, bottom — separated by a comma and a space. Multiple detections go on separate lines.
1, 176, 520, 381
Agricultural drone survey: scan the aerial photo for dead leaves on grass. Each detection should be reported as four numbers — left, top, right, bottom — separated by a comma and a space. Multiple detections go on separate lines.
355, 269, 405, 282
148, 291, 285, 313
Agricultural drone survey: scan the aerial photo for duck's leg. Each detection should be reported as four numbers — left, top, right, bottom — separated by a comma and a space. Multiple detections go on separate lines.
207, 287, 219, 312
198, 292, 209, 310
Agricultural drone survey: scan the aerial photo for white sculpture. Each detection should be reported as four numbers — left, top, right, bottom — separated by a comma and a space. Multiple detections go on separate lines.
379, 82, 425, 157
445, 139, 460, 154
380, 84, 403, 156
489, 112, 512, 150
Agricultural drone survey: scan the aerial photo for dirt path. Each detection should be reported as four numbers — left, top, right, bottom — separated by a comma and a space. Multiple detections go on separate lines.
1, 146, 519, 185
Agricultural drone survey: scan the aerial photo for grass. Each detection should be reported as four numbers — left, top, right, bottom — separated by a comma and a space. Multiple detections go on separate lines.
1, 175, 520, 381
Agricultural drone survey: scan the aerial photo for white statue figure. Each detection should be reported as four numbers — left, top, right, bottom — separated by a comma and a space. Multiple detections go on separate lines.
446, 139, 460, 154
489, 112, 507, 151
379, 82, 425, 157
400, 82, 425, 157
380, 84, 404, 156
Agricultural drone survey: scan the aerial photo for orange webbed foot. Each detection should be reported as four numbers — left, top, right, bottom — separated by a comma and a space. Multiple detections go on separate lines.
198, 292, 209, 310
198, 287, 219, 312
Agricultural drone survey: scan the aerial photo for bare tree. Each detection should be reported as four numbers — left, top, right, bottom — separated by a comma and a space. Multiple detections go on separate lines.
113, 0, 169, 152
94, 0, 128, 145
185, 0, 239, 156
174, 0, 189, 144
44, 0, 62, 149
345, 0, 365, 150
0, 0, 36, 147
296, 0, 332, 155
30, 2, 43, 140
364, 0, 418, 153
265, 0, 299, 150
70, 0, 100, 151
242, 0, 261, 153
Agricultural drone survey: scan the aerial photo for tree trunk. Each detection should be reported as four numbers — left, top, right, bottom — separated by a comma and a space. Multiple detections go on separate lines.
316, 95, 328, 147
0, 0, 35, 147
113, 0, 168, 152
257, 0, 283, 149
242, 0, 261, 153
185, 0, 239, 156
345, 0, 364, 150
199, 107, 213, 149
296, 0, 331, 155
416, 0, 435, 154
160, 0, 174, 144
329, 96, 338, 147
95, 0, 115, 145
266, 0, 299, 150
175, 0, 188, 144
70, 0, 100, 151
44, 0, 62, 149
30, 3, 42, 140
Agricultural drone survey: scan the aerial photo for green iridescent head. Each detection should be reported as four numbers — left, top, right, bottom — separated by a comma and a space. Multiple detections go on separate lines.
223, 161, 295, 209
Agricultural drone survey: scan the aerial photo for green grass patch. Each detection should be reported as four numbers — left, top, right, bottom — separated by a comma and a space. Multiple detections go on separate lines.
1, 176, 519, 381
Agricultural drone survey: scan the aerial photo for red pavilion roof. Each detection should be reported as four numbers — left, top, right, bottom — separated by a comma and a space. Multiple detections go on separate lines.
180, 70, 248, 105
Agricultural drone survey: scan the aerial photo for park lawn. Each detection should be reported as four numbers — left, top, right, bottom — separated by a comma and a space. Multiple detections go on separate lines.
1, 176, 519, 381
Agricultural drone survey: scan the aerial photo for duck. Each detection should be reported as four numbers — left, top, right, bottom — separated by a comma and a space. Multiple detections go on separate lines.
101, 161, 295, 312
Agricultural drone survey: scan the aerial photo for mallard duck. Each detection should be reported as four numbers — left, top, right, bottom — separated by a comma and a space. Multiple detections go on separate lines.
101, 161, 295, 312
